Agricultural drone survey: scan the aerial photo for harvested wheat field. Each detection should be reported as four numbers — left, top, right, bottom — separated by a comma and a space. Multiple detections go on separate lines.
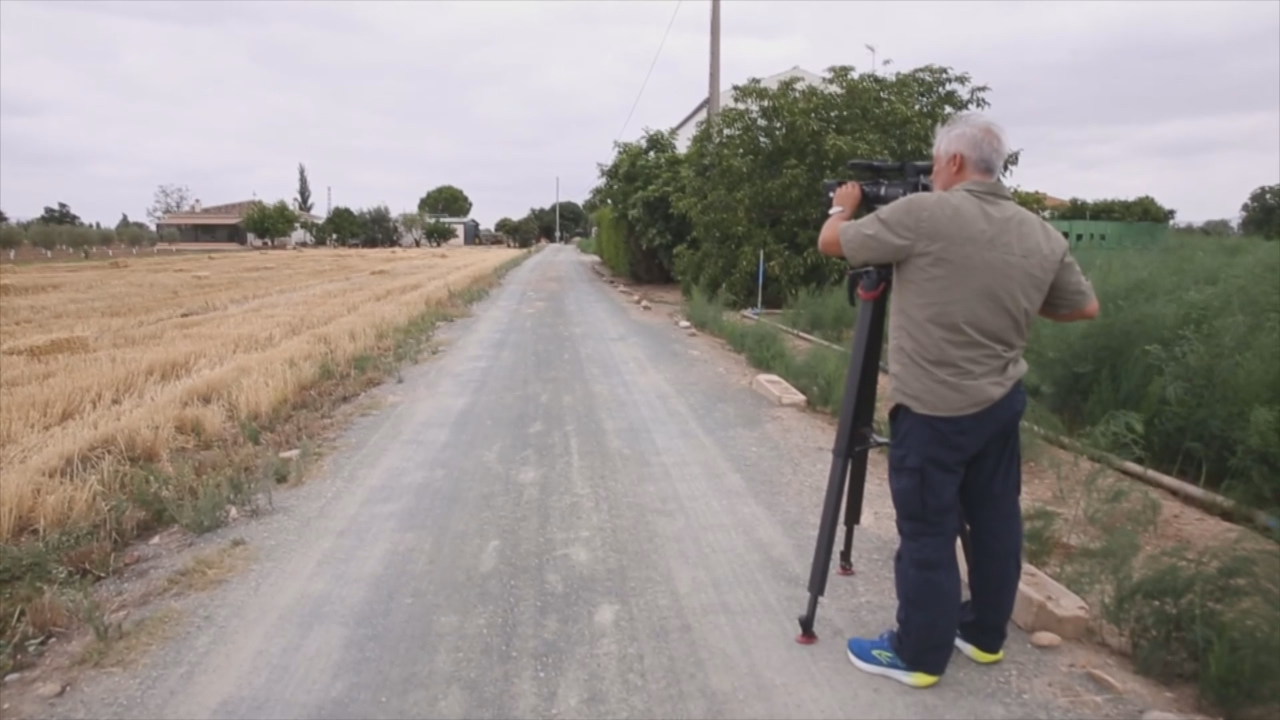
0, 246, 524, 543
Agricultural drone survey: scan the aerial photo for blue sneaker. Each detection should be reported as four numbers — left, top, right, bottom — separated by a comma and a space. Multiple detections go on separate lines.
846, 631, 941, 688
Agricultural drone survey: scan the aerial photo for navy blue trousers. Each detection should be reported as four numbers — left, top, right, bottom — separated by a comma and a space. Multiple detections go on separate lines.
886, 381, 1026, 676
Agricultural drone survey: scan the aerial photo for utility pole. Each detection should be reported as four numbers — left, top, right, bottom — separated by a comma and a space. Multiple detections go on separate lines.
865, 44, 877, 74
326, 186, 332, 217
555, 176, 561, 243
708, 0, 721, 119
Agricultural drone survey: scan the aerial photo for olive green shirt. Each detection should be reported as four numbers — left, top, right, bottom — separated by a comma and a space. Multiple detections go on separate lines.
838, 179, 1096, 417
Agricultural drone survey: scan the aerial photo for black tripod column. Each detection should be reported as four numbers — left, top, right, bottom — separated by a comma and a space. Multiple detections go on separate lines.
796, 267, 892, 644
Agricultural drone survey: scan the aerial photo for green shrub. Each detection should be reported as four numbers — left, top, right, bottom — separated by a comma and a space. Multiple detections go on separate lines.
1027, 467, 1280, 719
781, 286, 857, 344
1104, 542, 1280, 715
760, 233, 1280, 512
591, 207, 631, 279
786, 345, 848, 414
687, 289, 849, 414
1024, 233, 1280, 510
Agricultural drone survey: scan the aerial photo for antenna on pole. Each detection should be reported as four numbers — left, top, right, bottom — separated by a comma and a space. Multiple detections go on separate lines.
708, 0, 721, 119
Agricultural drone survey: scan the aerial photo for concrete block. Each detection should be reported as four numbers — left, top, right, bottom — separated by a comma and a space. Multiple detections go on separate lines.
1013, 563, 1090, 640
751, 373, 806, 407
956, 540, 1090, 640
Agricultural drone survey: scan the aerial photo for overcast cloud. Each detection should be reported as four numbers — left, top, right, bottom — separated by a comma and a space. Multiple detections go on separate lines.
1, 0, 1277, 227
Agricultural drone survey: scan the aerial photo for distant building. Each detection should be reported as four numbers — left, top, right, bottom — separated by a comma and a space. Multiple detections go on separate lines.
156, 199, 324, 247
422, 215, 481, 246
671, 65, 825, 152
1047, 219, 1167, 248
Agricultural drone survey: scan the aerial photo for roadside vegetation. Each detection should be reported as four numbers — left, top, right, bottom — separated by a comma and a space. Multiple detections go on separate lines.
579, 58, 1280, 718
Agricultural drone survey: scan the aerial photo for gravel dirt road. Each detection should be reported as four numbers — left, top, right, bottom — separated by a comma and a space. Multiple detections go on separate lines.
41, 245, 1138, 720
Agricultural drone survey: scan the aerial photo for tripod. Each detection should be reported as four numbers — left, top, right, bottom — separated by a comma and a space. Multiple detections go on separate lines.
795, 266, 972, 644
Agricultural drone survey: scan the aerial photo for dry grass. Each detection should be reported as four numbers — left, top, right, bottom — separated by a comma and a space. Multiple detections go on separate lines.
76, 605, 183, 670
162, 538, 254, 595
0, 246, 523, 544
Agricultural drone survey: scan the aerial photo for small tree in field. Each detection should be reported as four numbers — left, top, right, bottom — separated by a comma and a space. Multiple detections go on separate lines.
241, 200, 298, 247
27, 224, 61, 256
116, 215, 148, 252
399, 213, 426, 247
97, 228, 118, 250
307, 219, 334, 247
118, 226, 147, 250
0, 224, 24, 259
323, 207, 362, 246
422, 219, 455, 247
65, 226, 95, 257
356, 205, 400, 248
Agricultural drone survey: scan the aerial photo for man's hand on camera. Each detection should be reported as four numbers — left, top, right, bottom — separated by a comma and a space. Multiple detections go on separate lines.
818, 182, 862, 257
831, 182, 862, 220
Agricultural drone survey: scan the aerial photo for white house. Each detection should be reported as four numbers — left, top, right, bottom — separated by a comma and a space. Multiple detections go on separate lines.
156, 199, 324, 247
671, 66, 826, 152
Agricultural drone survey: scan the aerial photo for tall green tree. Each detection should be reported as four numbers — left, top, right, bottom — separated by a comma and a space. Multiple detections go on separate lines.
296, 163, 314, 214
1048, 196, 1176, 223
37, 202, 82, 226
493, 217, 520, 246
241, 200, 298, 247
116, 213, 148, 231
356, 205, 400, 247
526, 201, 588, 241
589, 129, 691, 282
509, 217, 537, 248
1240, 184, 1280, 240
418, 185, 473, 218
672, 64, 998, 305
494, 217, 517, 236
1011, 188, 1050, 217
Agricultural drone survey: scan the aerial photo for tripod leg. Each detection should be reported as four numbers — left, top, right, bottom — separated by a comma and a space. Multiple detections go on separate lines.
838, 454, 869, 576
835, 279, 887, 579
958, 516, 973, 572
838, 527, 856, 576
796, 267, 891, 644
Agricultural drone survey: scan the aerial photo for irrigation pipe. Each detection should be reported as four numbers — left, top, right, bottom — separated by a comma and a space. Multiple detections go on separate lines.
739, 310, 1280, 535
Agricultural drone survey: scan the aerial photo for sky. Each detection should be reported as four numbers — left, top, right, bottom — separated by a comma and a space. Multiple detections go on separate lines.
1, 0, 1277, 228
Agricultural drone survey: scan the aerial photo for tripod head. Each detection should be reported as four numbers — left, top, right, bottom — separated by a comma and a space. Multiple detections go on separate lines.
845, 265, 894, 308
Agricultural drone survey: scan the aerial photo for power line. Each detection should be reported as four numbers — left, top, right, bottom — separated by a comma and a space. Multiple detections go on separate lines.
615, 0, 683, 144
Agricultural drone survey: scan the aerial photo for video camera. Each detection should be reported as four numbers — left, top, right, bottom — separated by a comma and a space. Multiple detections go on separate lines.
822, 160, 934, 212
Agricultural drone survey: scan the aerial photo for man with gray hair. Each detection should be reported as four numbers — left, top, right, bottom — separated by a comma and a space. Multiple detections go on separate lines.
816, 112, 1099, 688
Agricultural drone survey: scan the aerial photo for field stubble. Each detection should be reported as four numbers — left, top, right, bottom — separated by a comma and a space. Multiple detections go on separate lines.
0, 246, 523, 544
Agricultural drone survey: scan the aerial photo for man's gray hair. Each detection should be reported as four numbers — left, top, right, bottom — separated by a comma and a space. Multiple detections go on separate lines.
932, 112, 1009, 178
